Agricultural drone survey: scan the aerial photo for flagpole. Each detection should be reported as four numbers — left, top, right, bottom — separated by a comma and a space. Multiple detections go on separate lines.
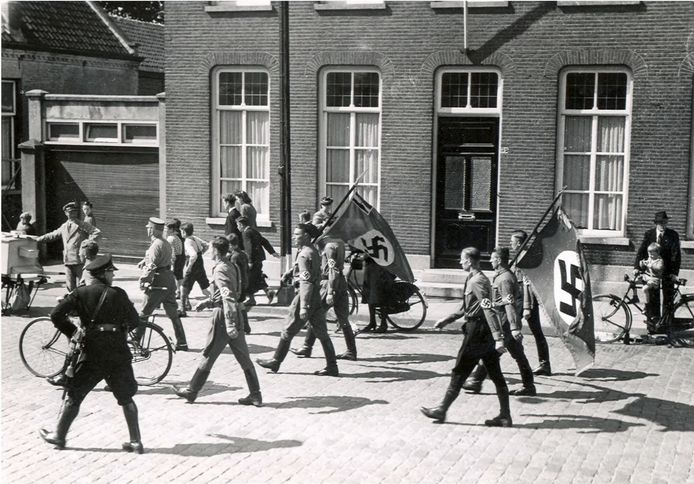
312, 168, 368, 241
510, 187, 566, 268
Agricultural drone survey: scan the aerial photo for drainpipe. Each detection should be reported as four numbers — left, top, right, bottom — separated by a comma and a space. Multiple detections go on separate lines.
279, 1, 292, 269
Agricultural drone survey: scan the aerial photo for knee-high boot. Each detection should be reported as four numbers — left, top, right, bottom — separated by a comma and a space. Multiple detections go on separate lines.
290, 328, 316, 357
173, 368, 210, 403
256, 338, 290, 373
463, 362, 487, 393
121, 402, 144, 454
314, 336, 339, 376
238, 368, 263, 407
485, 378, 513, 427
171, 313, 188, 350
39, 399, 80, 449
420, 373, 464, 423
180, 286, 191, 312
337, 322, 357, 360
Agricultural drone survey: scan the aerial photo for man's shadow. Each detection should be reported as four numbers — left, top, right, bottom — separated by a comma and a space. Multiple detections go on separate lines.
263, 395, 388, 414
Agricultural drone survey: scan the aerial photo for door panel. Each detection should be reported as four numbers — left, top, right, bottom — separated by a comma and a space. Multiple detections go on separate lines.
435, 118, 498, 268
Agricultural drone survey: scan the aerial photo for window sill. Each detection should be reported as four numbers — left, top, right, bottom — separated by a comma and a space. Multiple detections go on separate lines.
579, 236, 630, 246
206, 217, 273, 228
314, 2, 386, 11
204, 4, 273, 12
681, 241, 694, 250
557, 1, 640, 6
430, 1, 508, 8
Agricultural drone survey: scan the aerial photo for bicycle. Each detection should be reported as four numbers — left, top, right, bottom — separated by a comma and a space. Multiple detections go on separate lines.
592, 273, 694, 347
19, 314, 174, 385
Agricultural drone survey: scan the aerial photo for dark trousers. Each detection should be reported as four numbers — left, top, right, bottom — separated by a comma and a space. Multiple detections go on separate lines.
68, 358, 138, 406
526, 302, 550, 366
449, 349, 510, 417
644, 277, 675, 329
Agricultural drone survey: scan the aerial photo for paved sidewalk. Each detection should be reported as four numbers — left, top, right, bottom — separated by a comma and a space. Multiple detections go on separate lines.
2, 264, 693, 483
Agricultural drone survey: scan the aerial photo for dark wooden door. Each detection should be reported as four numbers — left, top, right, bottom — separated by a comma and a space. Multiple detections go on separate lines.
435, 117, 499, 268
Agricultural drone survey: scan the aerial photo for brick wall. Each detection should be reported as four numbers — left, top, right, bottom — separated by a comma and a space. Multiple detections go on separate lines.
166, 1, 694, 270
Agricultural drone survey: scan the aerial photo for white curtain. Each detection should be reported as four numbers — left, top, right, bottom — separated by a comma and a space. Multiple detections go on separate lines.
564, 116, 591, 152
594, 117, 625, 229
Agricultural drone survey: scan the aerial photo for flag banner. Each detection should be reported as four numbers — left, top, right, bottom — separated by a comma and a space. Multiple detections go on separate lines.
517, 207, 595, 375
321, 193, 415, 283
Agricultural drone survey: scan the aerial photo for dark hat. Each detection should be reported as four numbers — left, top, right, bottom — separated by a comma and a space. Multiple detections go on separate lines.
80, 239, 98, 249
63, 202, 79, 212
236, 216, 249, 225
145, 217, 166, 229
654, 211, 669, 223
320, 196, 333, 206
84, 254, 118, 274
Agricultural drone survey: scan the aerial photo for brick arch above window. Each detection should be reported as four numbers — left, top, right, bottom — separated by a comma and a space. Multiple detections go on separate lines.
678, 53, 694, 78
199, 52, 280, 76
303, 51, 395, 89
543, 49, 648, 79
417, 50, 515, 87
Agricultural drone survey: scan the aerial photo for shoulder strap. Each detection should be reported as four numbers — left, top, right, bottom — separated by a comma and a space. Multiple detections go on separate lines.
91, 286, 111, 323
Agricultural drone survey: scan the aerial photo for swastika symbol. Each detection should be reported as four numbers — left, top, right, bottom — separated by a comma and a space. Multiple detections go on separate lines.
360, 235, 389, 261
558, 259, 583, 317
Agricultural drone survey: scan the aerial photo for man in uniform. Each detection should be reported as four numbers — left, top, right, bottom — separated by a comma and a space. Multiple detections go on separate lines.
36, 202, 101, 292
40, 254, 144, 453
312, 196, 333, 231
139, 217, 188, 351
421, 247, 511, 427
290, 236, 358, 361
511, 229, 552, 376
633, 210, 681, 333
173, 236, 262, 406
256, 224, 340, 376
461, 248, 536, 396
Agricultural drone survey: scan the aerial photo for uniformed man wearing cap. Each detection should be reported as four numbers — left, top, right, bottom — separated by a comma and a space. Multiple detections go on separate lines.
256, 224, 340, 376
421, 247, 511, 427
312, 196, 333, 231
41, 254, 144, 453
138, 217, 188, 351
36, 202, 101, 292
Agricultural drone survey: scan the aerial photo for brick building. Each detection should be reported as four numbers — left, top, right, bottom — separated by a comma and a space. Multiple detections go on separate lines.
165, 0, 694, 275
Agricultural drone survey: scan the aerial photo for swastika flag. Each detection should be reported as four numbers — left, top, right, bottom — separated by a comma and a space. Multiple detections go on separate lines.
517, 207, 595, 375
321, 193, 415, 283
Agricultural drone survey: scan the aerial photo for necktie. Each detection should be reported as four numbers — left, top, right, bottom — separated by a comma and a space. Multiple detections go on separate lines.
657, 232, 662, 245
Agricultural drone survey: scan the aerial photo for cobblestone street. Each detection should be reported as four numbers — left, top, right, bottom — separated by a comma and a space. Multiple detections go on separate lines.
2, 266, 694, 483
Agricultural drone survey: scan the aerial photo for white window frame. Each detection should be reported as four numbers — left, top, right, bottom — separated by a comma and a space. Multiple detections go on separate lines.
318, 67, 382, 209
2, 80, 17, 189
211, 66, 271, 221
436, 67, 503, 116
556, 67, 632, 237
44, 120, 158, 146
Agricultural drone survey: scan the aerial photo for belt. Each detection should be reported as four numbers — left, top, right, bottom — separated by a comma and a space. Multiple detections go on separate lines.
93, 324, 122, 332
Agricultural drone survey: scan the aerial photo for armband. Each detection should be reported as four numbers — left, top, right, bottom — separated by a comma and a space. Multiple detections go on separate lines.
480, 298, 492, 309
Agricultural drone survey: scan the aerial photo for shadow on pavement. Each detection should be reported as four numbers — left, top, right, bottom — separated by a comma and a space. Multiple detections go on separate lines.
138, 435, 302, 456
357, 353, 454, 365
263, 395, 388, 414
354, 333, 415, 340
346, 366, 447, 383
246, 343, 277, 354
517, 413, 645, 433
579, 368, 659, 381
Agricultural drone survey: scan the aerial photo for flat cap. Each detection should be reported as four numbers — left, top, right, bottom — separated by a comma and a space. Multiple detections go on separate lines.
320, 196, 333, 206
63, 202, 79, 212
84, 254, 118, 273
145, 217, 166, 229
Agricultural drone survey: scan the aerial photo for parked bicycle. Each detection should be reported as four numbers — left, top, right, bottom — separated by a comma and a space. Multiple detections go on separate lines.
592, 273, 694, 347
19, 314, 174, 385
325, 251, 428, 331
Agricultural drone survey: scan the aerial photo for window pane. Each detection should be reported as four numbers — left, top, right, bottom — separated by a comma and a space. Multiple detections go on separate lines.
2, 81, 14, 113
326, 149, 349, 183
355, 113, 379, 147
565, 73, 595, 110
220, 146, 242, 178
597, 116, 625, 153
444, 155, 465, 210
244, 72, 268, 106
247, 181, 269, 215
327, 183, 349, 203
326, 72, 351, 107
246, 111, 268, 145
327, 113, 349, 146
563, 193, 589, 229
470, 72, 498, 108
219, 72, 243, 105
593, 194, 622, 230
220, 111, 242, 144
471, 156, 491, 211
85, 124, 117, 140
563, 155, 590, 191
247, 146, 268, 179
597, 73, 627, 110
355, 149, 378, 184
221, 180, 243, 211
564, 116, 592, 152
353, 72, 379, 108
48, 123, 79, 140
441, 72, 468, 108
123, 125, 156, 143
2, 118, 12, 159
596, 155, 624, 192
358, 185, 378, 207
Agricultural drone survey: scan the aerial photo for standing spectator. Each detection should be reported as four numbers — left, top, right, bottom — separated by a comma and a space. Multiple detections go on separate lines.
166, 221, 185, 312
81, 201, 96, 227
15, 212, 37, 235
36, 202, 101, 292
237, 216, 277, 306
223, 193, 242, 244
234, 190, 257, 228
634, 211, 681, 333
357, 254, 395, 334
181, 223, 212, 312
312, 196, 334, 231
78, 239, 100, 287
511, 229, 552, 376
638, 242, 665, 332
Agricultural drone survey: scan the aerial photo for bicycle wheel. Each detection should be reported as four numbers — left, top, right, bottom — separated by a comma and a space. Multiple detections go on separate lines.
592, 294, 632, 343
130, 322, 173, 385
387, 286, 427, 331
326, 286, 359, 323
667, 300, 694, 347
19, 317, 69, 378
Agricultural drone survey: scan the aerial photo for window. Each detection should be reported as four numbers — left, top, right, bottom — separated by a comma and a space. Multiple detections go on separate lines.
48, 123, 80, 141
84, 123, 118, 142
123, 124, 157, 144
212, 67, 270, 219
320, 68, 381, 208
558, 68, 632, 234
2, 80, 17, 189
205, 1, 272, 12
437, 68, 502, 114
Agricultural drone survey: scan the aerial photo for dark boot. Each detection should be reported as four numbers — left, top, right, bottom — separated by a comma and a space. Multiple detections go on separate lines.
121, 402, 144, 454
39, 399, 80, 449
314, 337, 339, 376
180, 287, 191, 313
485, 378, 512, 427
463, 363, 486, 393
238, 368, 263, 407
290, 329, 315, 358
256, 338, 290, 373
420, 374, 464, 423
47, 373, 67, 387
516, 355, 536, 394
336, 323, 357, 360
375, 314, 388, 333
170, 314, 188, 351
533, 362, 552, 376
173, 369, 210, 403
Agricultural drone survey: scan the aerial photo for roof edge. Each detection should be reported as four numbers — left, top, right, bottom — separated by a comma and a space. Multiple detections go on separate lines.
86, 1, 137, 57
